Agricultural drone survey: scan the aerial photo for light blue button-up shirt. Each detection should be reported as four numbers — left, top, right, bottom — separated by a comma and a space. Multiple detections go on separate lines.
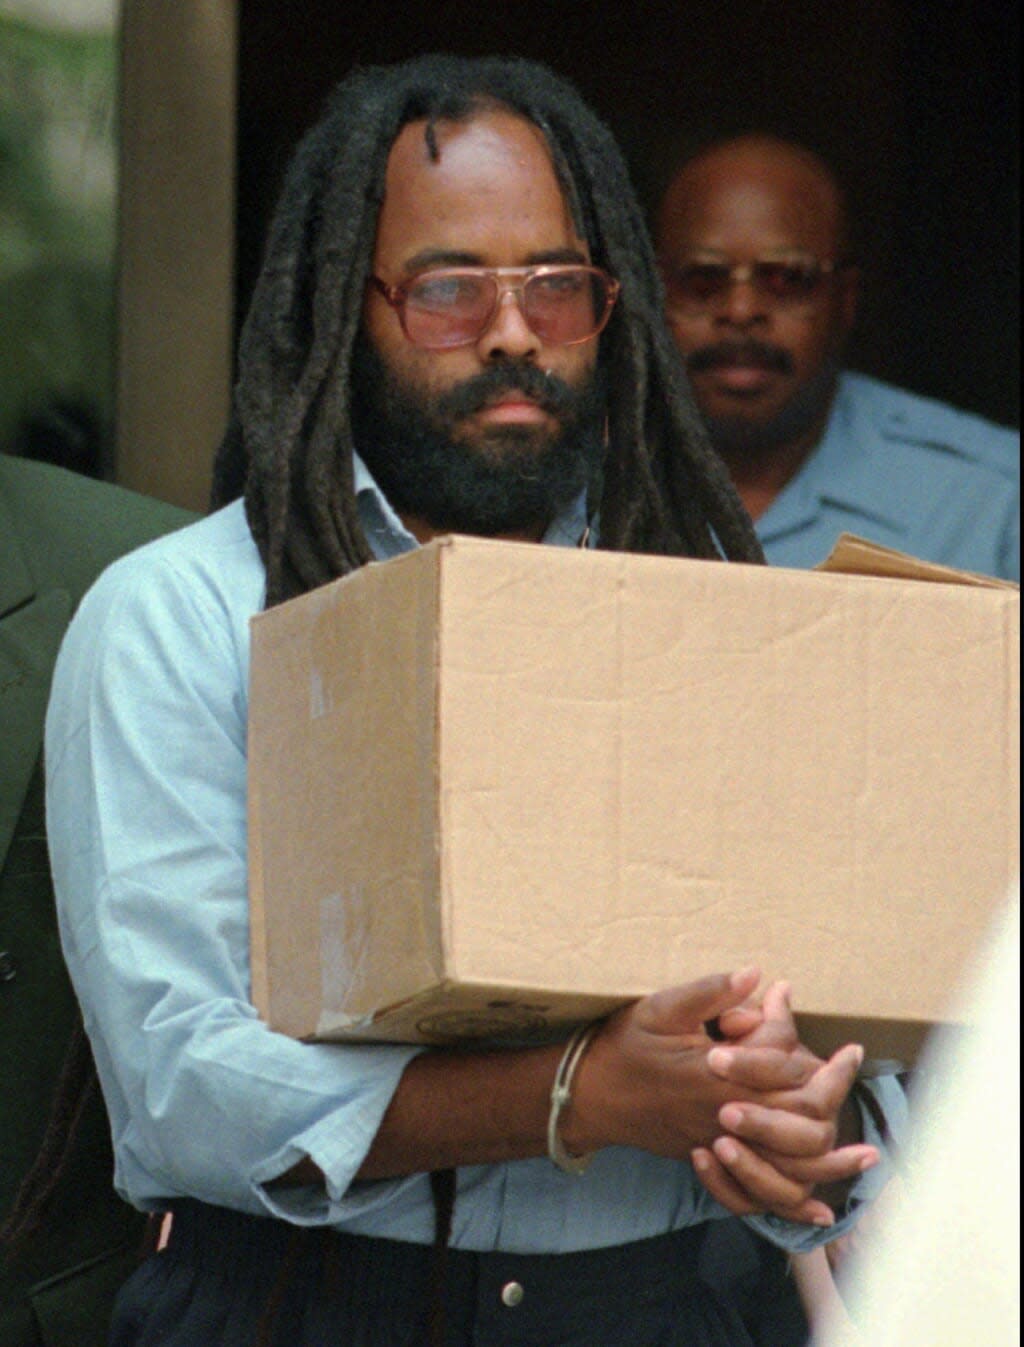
45, 459, 898, 1254
758, 372, 1019, 580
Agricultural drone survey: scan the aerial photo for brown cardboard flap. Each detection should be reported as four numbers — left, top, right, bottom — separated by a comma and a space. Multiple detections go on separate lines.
818, 532, 1020, 590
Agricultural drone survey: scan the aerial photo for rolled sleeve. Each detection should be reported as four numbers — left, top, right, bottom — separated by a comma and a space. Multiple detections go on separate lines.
45, 532, 420, 1225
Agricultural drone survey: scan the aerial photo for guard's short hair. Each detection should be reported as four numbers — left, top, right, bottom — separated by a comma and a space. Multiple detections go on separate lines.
210, 53, 763, 604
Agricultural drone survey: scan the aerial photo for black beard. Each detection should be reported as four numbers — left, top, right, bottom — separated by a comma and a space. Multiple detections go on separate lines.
349, 336, 606, 536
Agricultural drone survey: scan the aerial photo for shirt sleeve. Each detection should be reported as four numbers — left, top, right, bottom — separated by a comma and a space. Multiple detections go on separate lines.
43, 531, 913, 1251
45, 549, 423, 1227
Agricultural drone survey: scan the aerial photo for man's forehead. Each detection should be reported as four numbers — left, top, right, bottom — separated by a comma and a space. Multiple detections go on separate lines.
659, 140, 845, 254
373, 110, 586, 268
672, 136, 840, 209
386, 110, 556, 182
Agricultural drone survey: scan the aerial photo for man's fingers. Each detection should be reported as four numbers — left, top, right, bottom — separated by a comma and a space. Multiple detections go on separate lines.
711, 1039, 865, 1119
715, 1004, 763, 1039
742, 980, 798, 1049
693, 1145, 836, 1228
760, 980, 794, 1025
711, 1134, 813, 1210
717, 1093, 880, 1189
691, 1147, 760, 1216
718, 1099, 835, 1157
799, 1043, 865, 1117
707, 1044, 816, 1091
634, 966, 761, 1037
747, 1143, 879, 1187
776, 1039, 862, 1126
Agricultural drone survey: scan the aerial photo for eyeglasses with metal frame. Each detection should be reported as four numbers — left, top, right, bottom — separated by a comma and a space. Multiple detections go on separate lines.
662, 256, 849, 312
370, 264, 621, 349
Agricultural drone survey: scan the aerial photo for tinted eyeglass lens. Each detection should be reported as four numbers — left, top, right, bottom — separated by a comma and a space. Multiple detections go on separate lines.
404, 273, 495, 347
523, 269, 604, 344
669, 260, 827, 308
670, 263, 733, 304
755, 261, 824, 300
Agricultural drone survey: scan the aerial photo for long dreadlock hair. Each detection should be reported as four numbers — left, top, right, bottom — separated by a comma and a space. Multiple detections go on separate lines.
2, 54, 764, 1338
210, 53, 763, 607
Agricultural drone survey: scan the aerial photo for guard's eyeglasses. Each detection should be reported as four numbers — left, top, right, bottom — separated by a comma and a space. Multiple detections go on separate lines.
662, 257, 846, 312
370, 265, 620, 349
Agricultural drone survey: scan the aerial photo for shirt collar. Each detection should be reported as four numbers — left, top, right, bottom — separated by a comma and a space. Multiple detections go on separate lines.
756, 374, 909, 542
352, 451, 593, 558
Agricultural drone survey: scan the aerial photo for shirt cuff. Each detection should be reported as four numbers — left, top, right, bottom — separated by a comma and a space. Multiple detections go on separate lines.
743, 1072, 907, 1252
249, 1044, 426, 1226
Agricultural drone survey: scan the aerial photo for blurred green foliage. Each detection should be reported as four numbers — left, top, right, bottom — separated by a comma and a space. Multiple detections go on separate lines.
0, 11, 117, 474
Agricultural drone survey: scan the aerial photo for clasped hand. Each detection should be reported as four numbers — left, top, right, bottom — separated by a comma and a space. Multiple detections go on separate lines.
565, 968, 878, 1226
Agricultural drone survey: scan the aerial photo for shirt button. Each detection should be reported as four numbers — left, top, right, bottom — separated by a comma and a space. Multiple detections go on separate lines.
500, 1280, 525, 1308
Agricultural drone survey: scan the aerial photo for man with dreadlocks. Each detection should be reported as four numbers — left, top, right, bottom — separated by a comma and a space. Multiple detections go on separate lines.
45, 55, 900, 1347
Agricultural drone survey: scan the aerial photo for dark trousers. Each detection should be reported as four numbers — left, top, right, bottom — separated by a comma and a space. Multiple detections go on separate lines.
111, 1201, 757, 1346
698, 1222, 810, 1347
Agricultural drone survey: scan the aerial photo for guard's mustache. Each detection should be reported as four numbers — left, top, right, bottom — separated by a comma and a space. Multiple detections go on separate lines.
686, 340, 794, 376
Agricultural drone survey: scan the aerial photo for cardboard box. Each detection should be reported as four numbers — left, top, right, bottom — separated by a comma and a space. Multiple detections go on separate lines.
248, 535, 1019, 1067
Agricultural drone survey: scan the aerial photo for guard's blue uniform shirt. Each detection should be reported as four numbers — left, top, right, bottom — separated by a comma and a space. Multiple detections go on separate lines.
757, 373, 1019, 580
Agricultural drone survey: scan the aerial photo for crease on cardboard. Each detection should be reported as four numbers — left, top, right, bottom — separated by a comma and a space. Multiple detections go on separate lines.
314, 981, 461, 1043
318, 887, 383, 1036
315, 1009, 379, 1037
310, 665, 329, 719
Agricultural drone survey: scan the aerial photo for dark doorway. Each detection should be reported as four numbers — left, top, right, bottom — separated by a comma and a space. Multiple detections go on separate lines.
236, 0, 1019, 426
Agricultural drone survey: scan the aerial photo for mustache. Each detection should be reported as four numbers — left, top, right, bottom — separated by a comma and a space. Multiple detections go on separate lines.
685, 340, 794, 376
434, 361, 580, 422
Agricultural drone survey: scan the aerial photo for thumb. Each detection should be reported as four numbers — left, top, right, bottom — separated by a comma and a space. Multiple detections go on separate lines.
800, 1042, 866, 1118
635, 967, 761, 1037
760, 981, 794, 1024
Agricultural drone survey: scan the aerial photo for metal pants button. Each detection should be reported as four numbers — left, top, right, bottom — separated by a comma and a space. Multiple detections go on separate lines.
500, 1280, 524, 1308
